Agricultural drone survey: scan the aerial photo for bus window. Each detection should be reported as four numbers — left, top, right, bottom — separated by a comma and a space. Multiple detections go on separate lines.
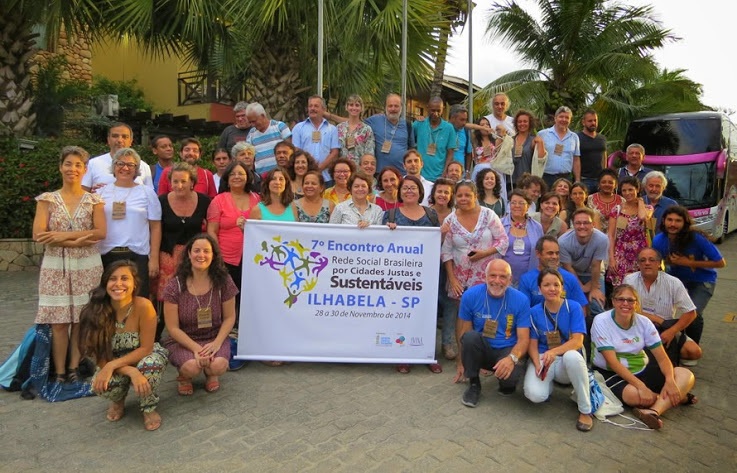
626, 118, 721, 155
653, 162, 717, 207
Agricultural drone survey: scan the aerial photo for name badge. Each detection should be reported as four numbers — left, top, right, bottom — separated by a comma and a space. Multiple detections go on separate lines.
545, 330, 562, 349
112, 201, 126, 220
553, 143, 564, 155
482, 319, 498, 338
312, 130, 321, 143
197, 307, 213, 329
346, 135, 356, 149
514, 143, 523, 157
427, 143, 437, 156
513, 237, 525, 255
381, 140, 392, 153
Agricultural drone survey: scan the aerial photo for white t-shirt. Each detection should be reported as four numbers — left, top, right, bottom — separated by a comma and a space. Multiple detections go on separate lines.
591, 310, 662, 374
98, 184, 162, 255
82, 152, 153, 189
483, 114, 515, 135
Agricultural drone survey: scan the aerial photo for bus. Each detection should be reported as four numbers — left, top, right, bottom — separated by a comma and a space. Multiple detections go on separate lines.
609, 111, 737, 241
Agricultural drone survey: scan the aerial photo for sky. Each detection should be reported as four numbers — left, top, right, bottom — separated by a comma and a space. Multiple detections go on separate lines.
444, 0, 737, 118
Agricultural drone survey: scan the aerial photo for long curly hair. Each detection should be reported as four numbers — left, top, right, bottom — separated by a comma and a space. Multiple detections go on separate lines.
659, 205, 696, 253
175, 233, 230, 290
78, 260, 140, 362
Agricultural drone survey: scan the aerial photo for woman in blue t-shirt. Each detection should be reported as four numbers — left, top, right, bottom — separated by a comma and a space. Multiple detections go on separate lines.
653, 206, 725, 345
523, 269, 592, 431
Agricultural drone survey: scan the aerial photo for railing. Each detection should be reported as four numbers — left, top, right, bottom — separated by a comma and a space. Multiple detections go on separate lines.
177, 70, 248, 106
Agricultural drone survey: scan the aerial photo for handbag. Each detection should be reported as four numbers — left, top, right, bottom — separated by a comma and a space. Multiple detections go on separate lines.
530, 139, 548, 177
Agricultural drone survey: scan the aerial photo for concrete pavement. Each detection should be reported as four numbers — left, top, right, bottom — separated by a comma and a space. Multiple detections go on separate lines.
1, 238, 736, 472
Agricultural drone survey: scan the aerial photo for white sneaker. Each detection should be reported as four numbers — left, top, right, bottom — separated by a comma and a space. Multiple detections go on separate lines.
681, 359, 698, 367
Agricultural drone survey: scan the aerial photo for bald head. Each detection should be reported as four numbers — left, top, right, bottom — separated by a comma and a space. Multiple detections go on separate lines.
485, 259, 511, 297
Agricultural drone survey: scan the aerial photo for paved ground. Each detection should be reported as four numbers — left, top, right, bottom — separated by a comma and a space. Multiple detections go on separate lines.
1, 239, 736, 473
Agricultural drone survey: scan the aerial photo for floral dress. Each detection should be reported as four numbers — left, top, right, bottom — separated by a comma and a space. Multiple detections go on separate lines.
337, 121, 375, 164
440, 207, 509, 299
607, 204, 652, 285
35, 191, 103, 324
295, 199, 332, 223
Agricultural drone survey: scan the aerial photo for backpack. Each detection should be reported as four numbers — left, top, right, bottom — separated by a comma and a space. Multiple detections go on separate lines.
0, 327, 36, 397
387, 206, 439, 226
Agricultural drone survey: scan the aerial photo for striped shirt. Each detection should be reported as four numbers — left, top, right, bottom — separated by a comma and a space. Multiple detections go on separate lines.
247, 120, 292, 174
622, 271, 696, 321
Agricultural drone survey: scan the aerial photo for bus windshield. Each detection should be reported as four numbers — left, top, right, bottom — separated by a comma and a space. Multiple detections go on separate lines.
650, 162, 718, 208
626, 118, 722, 156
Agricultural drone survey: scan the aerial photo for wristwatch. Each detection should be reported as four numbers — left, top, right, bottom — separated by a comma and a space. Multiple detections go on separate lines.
509, 353, 519, 365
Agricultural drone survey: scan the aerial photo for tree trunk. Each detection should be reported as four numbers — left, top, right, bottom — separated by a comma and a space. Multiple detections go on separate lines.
0, 8, 38, 136
429, 25, 450, 100
247, 46, 310, 126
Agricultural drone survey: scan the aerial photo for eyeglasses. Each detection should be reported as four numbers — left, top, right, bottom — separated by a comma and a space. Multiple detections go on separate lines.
573, 221, 593, 226
613, 297, 637, 304
401, 187, 419, 192
115, 162, 137, 169
509, 200, 527, 206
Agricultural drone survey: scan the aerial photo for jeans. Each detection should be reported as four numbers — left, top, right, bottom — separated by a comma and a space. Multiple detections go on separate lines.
524, 350, 592, 414
684, 281, 715, 344
578, 273, 605, 362
437, 266, 458, 345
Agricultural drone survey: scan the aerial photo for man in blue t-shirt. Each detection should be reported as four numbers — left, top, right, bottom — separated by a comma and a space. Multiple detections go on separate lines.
413, 97, 456, 181
455, 260, 531, 407
518, 235, 589, 310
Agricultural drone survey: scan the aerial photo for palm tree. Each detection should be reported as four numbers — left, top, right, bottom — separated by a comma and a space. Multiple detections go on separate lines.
232, 0, 447, 123
429, 0, 471, 99
479, 0, 676, 118
1, 0, 241, 136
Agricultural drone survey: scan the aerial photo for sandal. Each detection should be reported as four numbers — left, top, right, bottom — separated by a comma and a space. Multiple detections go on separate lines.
633, 408, 663, 430
575, 414, 594, 432
106, 401, 126, 422
143, 410, 162, 431
396, 364, 411, 374
67, 368, 80, 384
54, 373, 66, 384
205, 377, 220, 393
176, 376, 194, 396
684, 392, 699, 405
427, 363, 443, 374
261, 361, 285, 367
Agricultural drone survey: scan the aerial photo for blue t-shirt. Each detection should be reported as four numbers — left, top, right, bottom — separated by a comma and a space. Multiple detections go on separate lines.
518, 268, 588, 308
364, 115, 414, 174
453, 126, 473, 166
413, 119, 456, 181
652, 232, 722, 283
529, 299, 586, 353
459, 284, 531, 349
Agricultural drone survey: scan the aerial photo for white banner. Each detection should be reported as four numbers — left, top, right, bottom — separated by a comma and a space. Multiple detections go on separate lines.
238, 221, 440, 363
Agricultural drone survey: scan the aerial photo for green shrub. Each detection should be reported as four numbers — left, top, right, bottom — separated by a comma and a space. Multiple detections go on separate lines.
0, 135, 221, 238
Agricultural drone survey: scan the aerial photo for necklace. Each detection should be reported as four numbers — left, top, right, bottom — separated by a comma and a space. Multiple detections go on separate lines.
512, 218, 527, 230
115, 303, 133, 329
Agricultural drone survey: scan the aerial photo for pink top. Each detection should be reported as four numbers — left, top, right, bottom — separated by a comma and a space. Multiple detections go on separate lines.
158, 166, 217, 199
207, 192, 261, 265
375, 195, 403, 211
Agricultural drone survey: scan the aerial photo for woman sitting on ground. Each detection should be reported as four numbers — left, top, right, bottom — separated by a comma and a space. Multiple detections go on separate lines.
163, 234, 237, 395
591, 284, 697, 430
78, 260, 168, 431
524, 269, 592, 431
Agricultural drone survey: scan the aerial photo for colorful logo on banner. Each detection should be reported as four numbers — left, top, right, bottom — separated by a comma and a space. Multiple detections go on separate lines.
253, 236, 329, 308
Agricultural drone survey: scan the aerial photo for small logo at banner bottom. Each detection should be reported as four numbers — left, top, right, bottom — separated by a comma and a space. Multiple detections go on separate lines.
375, 333, 393, 346
409, 337, 423, 346
253, 237, 328, 308
395, 335, 406, 345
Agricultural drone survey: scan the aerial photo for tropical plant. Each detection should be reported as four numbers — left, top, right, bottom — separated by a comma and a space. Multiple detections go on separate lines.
31, 56, 88, 137
229, 0, 449, 122
429, 0, 472, 99
479, 0, 677, 118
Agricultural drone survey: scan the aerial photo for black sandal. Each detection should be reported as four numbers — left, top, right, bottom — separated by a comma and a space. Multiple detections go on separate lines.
684, 392, 699, 405
54, 373, 66, 384
67, 368, 80, 383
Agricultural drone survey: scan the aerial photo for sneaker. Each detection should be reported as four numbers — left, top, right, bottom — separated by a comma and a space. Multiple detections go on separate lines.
228, 359, 249, 371
498, 386, 516, 396
462, 384, 481, 407
681, 359, 698, 367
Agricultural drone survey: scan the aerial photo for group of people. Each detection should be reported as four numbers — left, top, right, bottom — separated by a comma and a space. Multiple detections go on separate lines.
28, 93, 723, 433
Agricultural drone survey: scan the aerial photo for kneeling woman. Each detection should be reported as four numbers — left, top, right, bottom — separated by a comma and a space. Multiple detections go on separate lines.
163, 234, 237, 395
78, 261, 168, 431
591, 284, 696, 430
524, 269, 592, 431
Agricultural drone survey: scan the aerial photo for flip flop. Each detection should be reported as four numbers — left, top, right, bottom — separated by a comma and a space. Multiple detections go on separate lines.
633, 408, 663, 430
143, 411, 161, 431
106, 401, 125, 422
684, 392, 699, 405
